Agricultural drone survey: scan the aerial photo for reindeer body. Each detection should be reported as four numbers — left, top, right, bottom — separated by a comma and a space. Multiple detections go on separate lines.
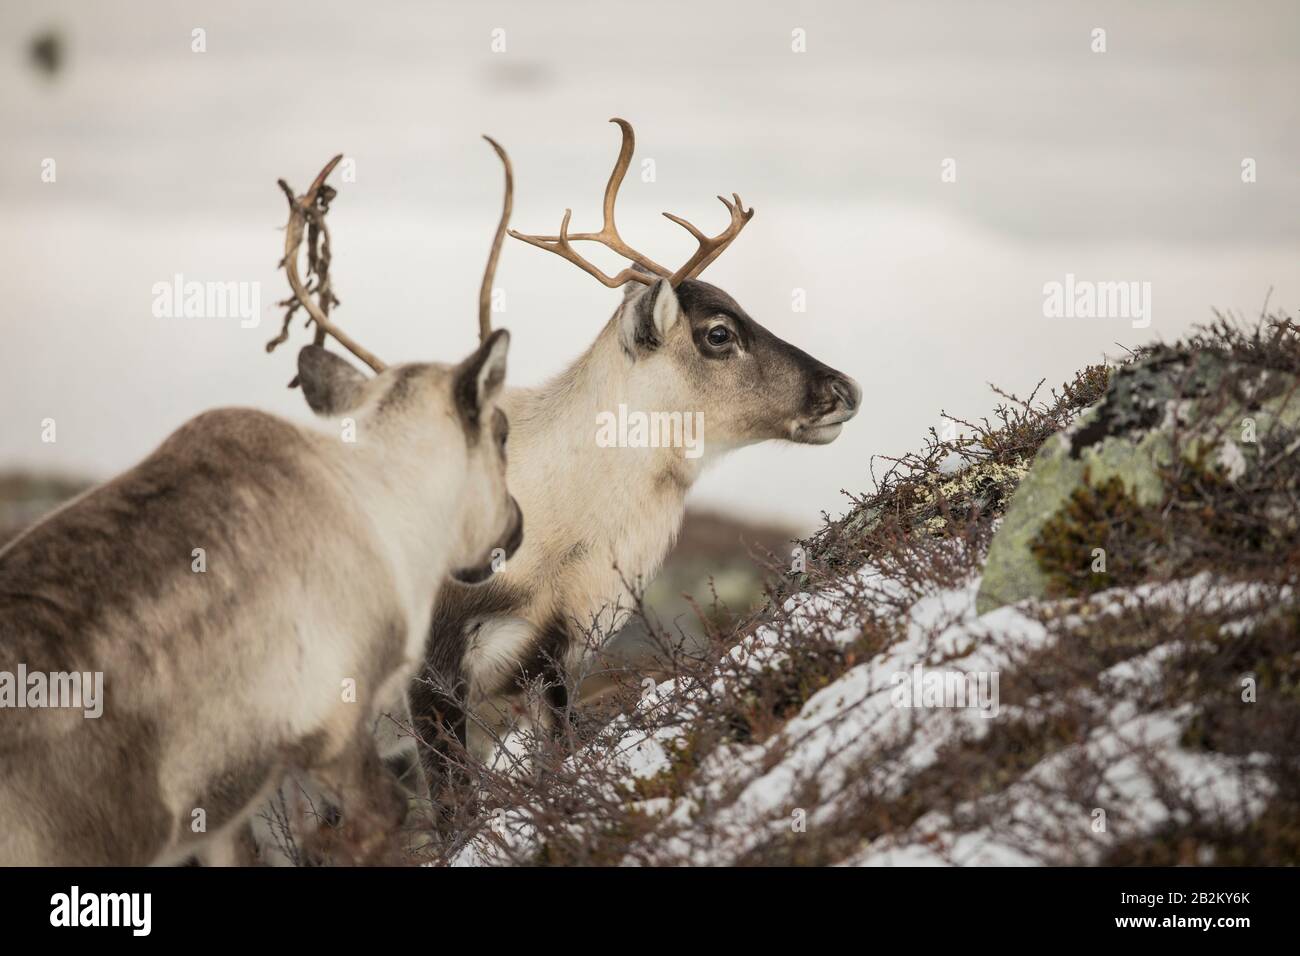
413, 276, 861, 784
419, 324, 695, 761
0, 336, 518, 865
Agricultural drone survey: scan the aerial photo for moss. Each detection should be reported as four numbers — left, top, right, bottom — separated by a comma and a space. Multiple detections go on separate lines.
628, 731, 704, 801
1029, 471, 1165, 597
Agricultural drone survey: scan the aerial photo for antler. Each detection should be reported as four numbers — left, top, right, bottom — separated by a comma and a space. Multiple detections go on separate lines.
509, 119, 665, 287
266, 154, 387, 375
479, 136, 513, 342
664, 192, 755, 285
510, 118, 754, 289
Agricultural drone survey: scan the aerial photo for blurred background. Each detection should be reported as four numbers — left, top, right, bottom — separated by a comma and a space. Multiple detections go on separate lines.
2, 1, 1297, 632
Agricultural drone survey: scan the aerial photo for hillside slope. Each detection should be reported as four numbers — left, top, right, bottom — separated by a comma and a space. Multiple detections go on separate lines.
438, 314, 1300, 867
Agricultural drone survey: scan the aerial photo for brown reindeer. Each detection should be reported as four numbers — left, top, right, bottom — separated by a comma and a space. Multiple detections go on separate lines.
0, 148, 520, 865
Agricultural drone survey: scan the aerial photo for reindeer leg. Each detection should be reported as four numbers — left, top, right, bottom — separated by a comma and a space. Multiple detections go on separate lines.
409, 679, 474, 830
371, 690, 428, 795
300, 734, 407, 866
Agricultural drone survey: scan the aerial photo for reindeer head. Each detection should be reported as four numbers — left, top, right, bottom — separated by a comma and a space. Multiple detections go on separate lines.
270, 144, 523, 584
511, 119, 860, 456
612, 276, 860, 448
294, 334, 522, 584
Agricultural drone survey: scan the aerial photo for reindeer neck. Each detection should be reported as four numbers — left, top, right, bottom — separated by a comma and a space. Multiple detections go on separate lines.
504, 321, 702, 582
332, 429, 456, 602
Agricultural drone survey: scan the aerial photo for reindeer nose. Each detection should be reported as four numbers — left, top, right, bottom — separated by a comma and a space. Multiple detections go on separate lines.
829, 375, 862, 415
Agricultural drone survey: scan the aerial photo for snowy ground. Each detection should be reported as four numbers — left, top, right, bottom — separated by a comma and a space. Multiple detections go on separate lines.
450, 565, 1275, 866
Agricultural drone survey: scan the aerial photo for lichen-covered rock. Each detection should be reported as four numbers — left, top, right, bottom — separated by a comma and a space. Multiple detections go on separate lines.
977, 350, 1300, 613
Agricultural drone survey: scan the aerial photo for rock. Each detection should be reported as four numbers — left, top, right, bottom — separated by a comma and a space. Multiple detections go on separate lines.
976, 350, 1300, 613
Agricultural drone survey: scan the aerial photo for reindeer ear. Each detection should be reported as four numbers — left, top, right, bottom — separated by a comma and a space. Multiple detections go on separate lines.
298, 346, 367, 416
454, 328, 510, 430
619, 278, 680, 354
622, 263, 657, 298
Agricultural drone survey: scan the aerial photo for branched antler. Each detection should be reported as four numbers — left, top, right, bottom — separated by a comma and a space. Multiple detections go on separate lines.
269, 140, 513, 377
510, 118, 753, 289
664, 192, 755, 285
267, 154, 386, 376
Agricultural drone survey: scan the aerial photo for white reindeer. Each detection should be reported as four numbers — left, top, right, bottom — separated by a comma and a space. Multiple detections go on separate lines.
410, 119, 862, 802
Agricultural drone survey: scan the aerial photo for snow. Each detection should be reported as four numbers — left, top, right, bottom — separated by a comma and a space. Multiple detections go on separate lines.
451, 567, 1276, 866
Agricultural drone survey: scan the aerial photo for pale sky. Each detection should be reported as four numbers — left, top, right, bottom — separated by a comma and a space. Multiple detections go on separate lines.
2, 0, 1297, 531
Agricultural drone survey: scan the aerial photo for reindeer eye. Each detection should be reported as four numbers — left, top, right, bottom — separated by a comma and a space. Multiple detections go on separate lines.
706, 325, 731, 347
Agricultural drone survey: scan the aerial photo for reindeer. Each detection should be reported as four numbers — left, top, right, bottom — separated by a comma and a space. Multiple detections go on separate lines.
410, 118, 861, 804
0, 148, 521, 865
